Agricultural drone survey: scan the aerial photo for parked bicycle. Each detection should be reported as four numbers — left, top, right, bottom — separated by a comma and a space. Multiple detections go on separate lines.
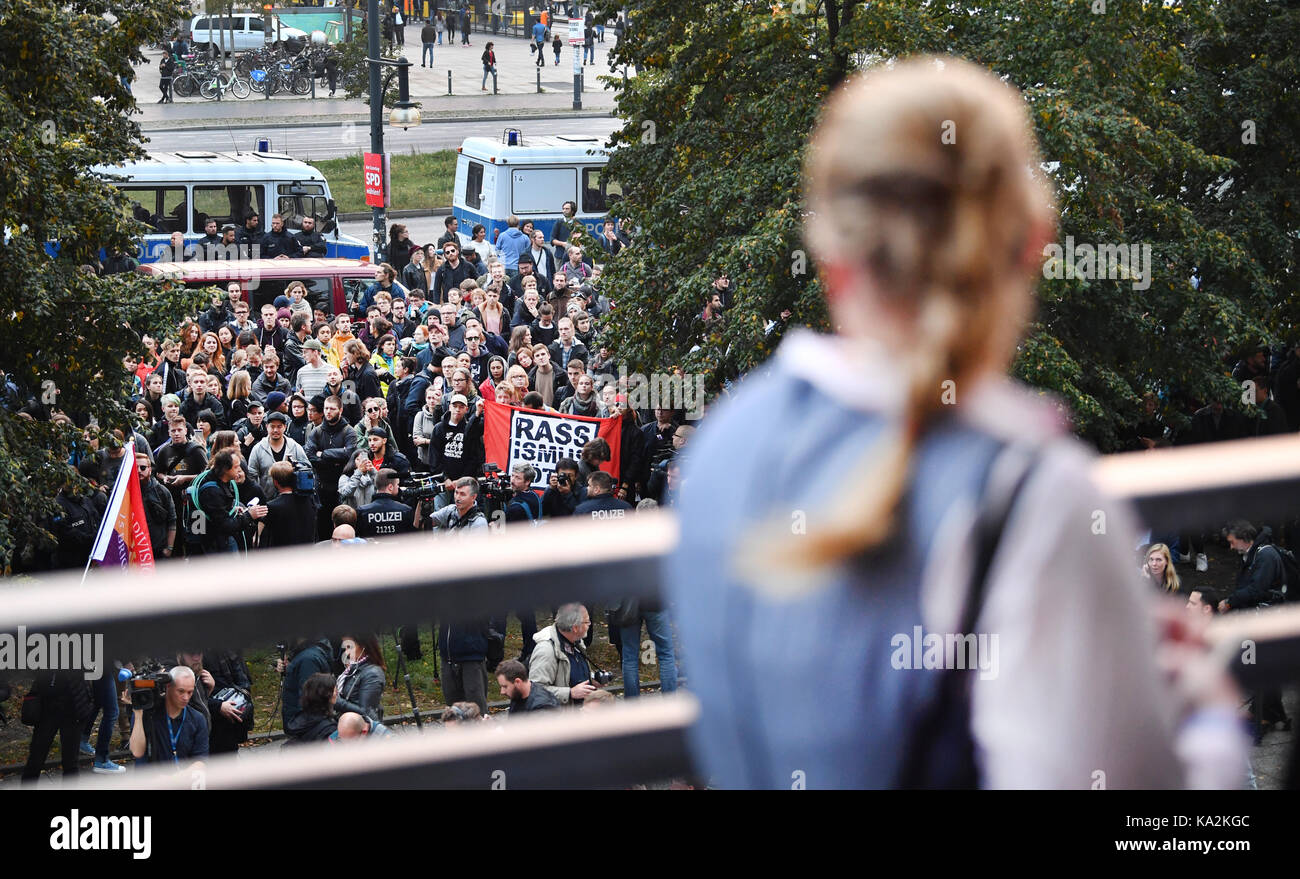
199, 67, 251, 100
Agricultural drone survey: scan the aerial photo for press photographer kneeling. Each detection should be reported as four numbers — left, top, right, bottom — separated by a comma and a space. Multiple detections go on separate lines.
128, 666, 209, 769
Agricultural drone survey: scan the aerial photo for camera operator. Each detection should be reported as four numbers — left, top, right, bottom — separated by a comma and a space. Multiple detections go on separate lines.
528, 603, 599, 705
429, 476, 488, 531
259, 461, 320, 548
356, 468, 418, 535
574, 471, 633, 519
129, 666, 209, 768
276, 637, 333, 729
542, 457, 584, 517
504, 462, 542, 523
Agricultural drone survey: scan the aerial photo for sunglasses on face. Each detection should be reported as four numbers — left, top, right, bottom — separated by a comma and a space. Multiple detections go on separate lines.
366, 407, 380, 413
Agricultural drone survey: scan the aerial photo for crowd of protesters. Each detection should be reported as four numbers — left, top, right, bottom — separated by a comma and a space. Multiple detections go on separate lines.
5, 200, 703, 781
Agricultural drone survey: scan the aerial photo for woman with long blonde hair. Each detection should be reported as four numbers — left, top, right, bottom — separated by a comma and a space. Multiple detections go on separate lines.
1142, 543, 1181, 593
667, 57, 1205, 789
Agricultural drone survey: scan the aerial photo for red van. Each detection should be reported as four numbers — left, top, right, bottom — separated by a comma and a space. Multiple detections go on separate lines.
138, 258, 378, 316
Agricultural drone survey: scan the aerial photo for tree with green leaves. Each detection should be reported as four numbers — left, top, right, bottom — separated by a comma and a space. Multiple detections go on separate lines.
0, 0, 208, 572
593, 0, 1297, 450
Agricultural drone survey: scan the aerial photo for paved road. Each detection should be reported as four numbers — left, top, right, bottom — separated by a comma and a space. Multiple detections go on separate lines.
144, 115, 621, 160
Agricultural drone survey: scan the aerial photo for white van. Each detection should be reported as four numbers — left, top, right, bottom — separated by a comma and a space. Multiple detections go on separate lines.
452, 132, 619, 246
188, 13, 308, 54
95, 150, 369, 263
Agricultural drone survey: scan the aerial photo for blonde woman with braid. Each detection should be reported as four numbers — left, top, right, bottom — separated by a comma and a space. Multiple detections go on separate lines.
668, 58, 1244, 789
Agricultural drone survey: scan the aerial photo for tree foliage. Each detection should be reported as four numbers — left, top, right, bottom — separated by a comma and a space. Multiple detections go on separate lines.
594, 0, 1298, 450
0, 0, 208, 570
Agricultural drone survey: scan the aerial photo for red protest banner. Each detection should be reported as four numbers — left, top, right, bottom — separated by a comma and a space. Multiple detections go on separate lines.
363, 152, 385, 208
483, 400, 621, 491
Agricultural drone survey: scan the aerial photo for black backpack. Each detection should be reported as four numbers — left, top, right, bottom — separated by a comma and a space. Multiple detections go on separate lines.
1267, 544, 1300, 601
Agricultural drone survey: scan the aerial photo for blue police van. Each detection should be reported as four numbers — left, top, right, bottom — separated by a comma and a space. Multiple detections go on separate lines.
452, 131, 619, 244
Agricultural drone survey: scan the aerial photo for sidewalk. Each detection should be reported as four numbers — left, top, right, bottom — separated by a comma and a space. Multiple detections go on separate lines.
132, 27, 624, 130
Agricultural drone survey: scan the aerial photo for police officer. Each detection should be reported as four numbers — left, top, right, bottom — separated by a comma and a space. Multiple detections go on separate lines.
355, 468, 417, 537
573, 471, 632, 520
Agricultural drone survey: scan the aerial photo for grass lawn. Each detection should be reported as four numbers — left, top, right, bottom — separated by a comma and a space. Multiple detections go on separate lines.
314, 150, 458, 214
0, 606, 671, 770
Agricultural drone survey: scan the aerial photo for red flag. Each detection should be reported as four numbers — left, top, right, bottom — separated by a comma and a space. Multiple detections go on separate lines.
483, 400, 621, 491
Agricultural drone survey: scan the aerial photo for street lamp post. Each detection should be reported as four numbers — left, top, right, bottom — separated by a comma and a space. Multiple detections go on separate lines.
367, 0, 421, 262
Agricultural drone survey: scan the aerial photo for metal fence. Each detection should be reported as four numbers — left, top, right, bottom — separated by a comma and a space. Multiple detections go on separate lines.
8, 436, 1300, 788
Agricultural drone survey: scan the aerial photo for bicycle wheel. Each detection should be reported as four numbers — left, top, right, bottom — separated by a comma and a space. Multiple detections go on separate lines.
172, 73, 197, 97
290, 73, 311, 96
231, 77, 251, 99
198, 79, 218, 100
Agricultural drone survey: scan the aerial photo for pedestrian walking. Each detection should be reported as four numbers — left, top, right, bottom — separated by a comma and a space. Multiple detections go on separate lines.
421, 19, 436, 65
552, 32, 562, 65
459, 6, 471, 46
583, 21, 595, 65
158, 52, 176, 103
435, 11, 445, 44
532, 18, 547, 68
481, 42, 497, 91
393, 5, 405, 47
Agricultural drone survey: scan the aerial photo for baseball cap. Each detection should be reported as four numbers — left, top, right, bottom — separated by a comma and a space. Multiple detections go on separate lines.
266, 411, 289, 425
448, 393, 468, 406
247, 400, 264, 411
367, 426, 388, 438
273, 295, 291, 309
303, 338, 323, 351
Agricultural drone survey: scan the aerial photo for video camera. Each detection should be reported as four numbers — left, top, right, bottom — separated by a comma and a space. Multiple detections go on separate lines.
477, 462, 511, 504
128, 671, 172, 711
292, 462, 316, 496
399, 471, 444, 508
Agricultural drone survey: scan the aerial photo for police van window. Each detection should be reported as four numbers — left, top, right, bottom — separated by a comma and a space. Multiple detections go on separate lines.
120, 186, 190, 234
511, 168, 576, 216
581, 168, 620, 215
193, 185, 264, 229
278, 184, 328, 230
465, 161, 484, 210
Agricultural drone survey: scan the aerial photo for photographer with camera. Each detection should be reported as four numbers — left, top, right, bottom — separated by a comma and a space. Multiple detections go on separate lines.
542, 457, 584, 517
528, 603, 602, 705
356, 469, 418, 536
128, 666, 209, 768
177, 651, 254, 755
259, 461, 320, 548
504, 463, 542, 523
429, 476, 488, 531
